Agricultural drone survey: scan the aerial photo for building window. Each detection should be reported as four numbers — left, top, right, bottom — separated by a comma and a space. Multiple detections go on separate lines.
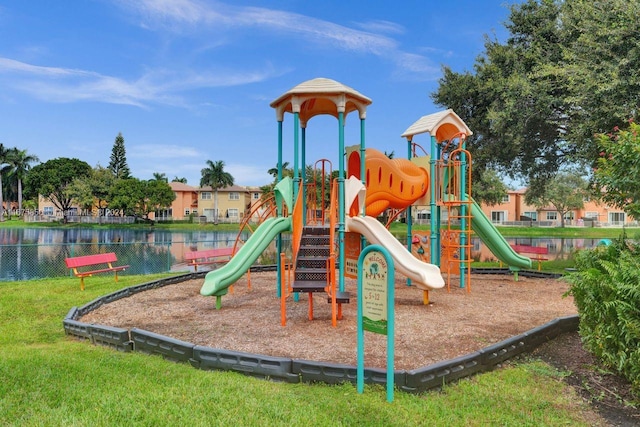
229, 192, 239, 200
43, 206, 54, 216
156, 208, 172, 219
204, 208, 216, 220
227, 208, 239, 218
491, 211, 506, 223
191, 209, 198, 216
184, 209, 190, 216
563, 211, 574, 220
201, 192, 212, 200
546, 212, 558, 221
523, 211, 537, 221
609, 212, 625, 225
501, 194, 510, 203
417, 210, 430, 220
253, 192, 260, 200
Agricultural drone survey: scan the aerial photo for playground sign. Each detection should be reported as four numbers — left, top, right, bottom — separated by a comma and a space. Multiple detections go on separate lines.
357, 244, 395, 402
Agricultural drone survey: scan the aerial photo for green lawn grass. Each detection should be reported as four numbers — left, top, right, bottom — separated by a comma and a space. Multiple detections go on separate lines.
0, 274, 600, 426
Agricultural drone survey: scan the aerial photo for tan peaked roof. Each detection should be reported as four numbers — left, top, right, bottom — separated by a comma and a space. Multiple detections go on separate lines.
198, 184, 248, 192
401, 109, 472, 141
270, 77, 372, 124
169, 182, 198, 192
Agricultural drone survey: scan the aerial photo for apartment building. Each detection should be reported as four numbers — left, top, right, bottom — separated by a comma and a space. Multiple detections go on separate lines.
477, 188, 634, 227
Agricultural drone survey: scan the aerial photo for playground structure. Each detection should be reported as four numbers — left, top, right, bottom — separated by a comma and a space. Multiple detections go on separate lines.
200, 77, 532, 320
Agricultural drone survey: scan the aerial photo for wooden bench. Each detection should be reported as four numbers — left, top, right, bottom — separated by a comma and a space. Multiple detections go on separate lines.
185, 247, 234, 272
511, 244, 549, 271
64, 252, 129, 290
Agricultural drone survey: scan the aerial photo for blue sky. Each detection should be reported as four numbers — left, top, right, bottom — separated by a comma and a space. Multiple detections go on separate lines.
0, 1, 518, 187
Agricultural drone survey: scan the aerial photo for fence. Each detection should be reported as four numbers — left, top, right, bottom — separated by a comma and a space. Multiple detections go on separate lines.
0, 239, 288, 282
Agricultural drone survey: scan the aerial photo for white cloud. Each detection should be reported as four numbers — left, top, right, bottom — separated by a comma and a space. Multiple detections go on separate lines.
0, 56, 280, 107
115, 0, 434, 78
128, 144, 202, 159
354, 20, 405, 35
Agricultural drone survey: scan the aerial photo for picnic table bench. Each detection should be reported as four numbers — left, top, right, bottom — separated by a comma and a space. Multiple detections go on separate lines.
511, 244, 549, 271
185, 247, 234, 272
64, 252, 129, 290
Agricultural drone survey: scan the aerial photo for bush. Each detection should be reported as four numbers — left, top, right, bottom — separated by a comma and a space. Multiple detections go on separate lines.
566, 234, 640, 396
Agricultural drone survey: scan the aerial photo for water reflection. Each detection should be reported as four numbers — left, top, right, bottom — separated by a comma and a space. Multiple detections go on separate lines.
0, 228, 605, 281
0, 228, 254, 281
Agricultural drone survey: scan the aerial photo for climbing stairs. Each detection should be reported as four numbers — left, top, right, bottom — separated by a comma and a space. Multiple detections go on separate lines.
292, 225, 350, 304
293, 226, 331, 293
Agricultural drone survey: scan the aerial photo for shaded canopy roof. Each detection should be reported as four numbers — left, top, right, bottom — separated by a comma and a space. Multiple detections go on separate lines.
270, 77, 372, 125
401, 109, 472, 142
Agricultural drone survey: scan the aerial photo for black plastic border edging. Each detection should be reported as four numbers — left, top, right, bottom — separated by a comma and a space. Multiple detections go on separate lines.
63, 269, 579, 394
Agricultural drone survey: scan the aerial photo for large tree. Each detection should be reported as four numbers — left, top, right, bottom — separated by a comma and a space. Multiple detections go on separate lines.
25, 158, 92, 220
526, 171, 587, 227
431, 0, 640, 199
200, 160, 234, 225
109, 177, 175, 221
108, 132, 131, 179
66, 166, 115, 215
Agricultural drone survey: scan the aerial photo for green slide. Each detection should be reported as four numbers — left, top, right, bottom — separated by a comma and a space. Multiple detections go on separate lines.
469, 198, 532, 270
200, 216, 292, 298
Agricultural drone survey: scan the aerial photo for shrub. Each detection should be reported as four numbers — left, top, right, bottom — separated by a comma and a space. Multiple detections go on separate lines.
566, 234, 640, 397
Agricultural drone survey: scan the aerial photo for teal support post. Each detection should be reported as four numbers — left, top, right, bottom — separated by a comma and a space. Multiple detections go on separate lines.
338, 112, 346, 293
293, 114, 301, 302
293, 113, 300, 201
301, 127, 307, 224
429, 135, 439, 266
435, 143, 442, 263
460, 145, 467, 288
359, 118, 366, 209
359, 118, 367, 250
276, 120, 283, 297
406, 138, 413, 286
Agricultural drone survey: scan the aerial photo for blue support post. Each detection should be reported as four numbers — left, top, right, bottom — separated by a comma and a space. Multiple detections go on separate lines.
406, 138, 413, 286
429, 135, 439, 266
460, 147, 467, 288
338, 112, 346, 293
293, 113, 300, 201
276, 120, 283, 297
301, 127, 307, 224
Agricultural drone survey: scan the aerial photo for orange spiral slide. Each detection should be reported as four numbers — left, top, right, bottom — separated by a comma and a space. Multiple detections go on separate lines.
347, 148, 428, 217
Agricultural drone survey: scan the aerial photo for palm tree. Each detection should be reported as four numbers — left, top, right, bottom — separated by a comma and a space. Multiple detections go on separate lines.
152, 172, 168, 182
7, 148, 39, 215
267, 162, 291, 180
200, 160, 234, 225
0, 144, 10, 221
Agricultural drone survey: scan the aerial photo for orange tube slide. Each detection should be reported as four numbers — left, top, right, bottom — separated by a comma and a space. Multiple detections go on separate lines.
347, 148, 428, 217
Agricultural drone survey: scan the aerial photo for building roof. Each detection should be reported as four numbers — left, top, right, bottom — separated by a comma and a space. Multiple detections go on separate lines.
169, 182, 198, 192
199, 184, 248, 192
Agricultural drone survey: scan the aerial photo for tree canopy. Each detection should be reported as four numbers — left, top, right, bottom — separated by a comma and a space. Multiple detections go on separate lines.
591, 121, 640, 220
526, 170, 587, 227
66, 166, 115, 214
431, 0, 640, 199
25, 158, 92, 217
108, 132, 131, 179
109, 178, 175, 220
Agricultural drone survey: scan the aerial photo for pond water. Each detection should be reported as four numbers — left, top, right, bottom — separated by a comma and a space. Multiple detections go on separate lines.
0, 228, 605, 281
